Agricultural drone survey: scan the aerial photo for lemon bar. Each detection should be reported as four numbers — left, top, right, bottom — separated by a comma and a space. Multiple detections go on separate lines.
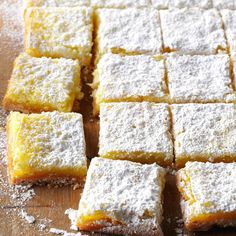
24, 0, 89, 7
93, 53, 167, 115
177, 162, 236, 231
3, 53, 82, 113
160, 8, 227, 54
166, 54, 236, 103
76, 157, 165, 236
99, 102, 173, 166
24, 7, 93, 66
7, 111, 87, 184
221, 10, 236, 52
95, 8, 162, 63
91, 0, 150, 8
171, 104, 236, 167
152, 0, 212, 9
213, 0, 236, 9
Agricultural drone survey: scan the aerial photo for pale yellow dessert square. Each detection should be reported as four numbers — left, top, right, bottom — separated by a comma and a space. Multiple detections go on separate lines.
166, 54, 236, 103
177, 162, 236, 231
24, 7, 93, 66
3, 53, 82, 113
160, 8, 227, 54
93, 53, 167, 115
99, 102, 174, 166
95, 8, 162, 62
171, 104, 236, 167
76, 157, 165, 236
7, 111, 87, 184
24, 0, 89, 7
91, 0, 151, 8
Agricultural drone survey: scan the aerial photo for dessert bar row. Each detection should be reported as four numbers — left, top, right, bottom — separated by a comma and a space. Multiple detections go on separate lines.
5, 108, 236, 233
75, 158, 236, 234
6, 113, 236, 234
21, 6, 236, 65
6, 102, 236, 184
24, 0, 236, 10
3, 53, 236, 115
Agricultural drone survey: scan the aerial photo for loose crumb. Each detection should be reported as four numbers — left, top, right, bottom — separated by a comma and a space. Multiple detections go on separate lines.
73, 183, 80, 190
20, 210, 36, 224
166, 166, 177, 175
50, 228, 88, 236
175, 217, 185, 236
65, 208, 78, 231
38, 223, 47, 231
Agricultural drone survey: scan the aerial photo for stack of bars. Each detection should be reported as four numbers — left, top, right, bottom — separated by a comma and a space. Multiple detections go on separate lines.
1, 0, 236, 235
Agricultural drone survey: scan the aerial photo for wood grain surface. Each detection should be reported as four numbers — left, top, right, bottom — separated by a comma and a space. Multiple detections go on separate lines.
0, 1, 235, 235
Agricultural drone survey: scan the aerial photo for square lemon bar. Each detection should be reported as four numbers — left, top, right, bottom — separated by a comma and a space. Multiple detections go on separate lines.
177, 162, 236, 231
151, 0, 212, 9
91, 0, 150, 8
76, 157, 166, 236
24, 0, 89, 7
95, 8, 162, 62
160, 8, 227, 54
166, 54, 236, 103
171, 104, 236, 167
24, 7, 93, 66
99, 102, 173, 166
213, 0, 236, 9
7, 111, 87, 184
3, 53, 82, 113
93, 53, 167, 115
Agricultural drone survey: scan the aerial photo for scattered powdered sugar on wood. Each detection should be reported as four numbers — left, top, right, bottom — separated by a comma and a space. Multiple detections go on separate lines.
38, 223, 47, 231
0, 0, 24, 92
174, 217, 186, 236
0, 108, 8, 128
166, 166, 177, 175
65, 208, 78, 231
0, 0, 23, 54
0, 129, 7, 165
0, 108, 8, 165
50, 228, 89, 236
0, 107, 39, 229
37, 218, 52, 231
20, 210, 36, 224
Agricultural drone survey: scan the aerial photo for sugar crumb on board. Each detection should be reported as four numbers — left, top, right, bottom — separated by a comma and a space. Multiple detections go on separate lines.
174, 217, 186, 236
20, 210, 36, 224
65, 208, 78, 231
0, 0, 23, 46
0, 129, 7, 165
50, 228, 89, 236
0, 108, 8, 128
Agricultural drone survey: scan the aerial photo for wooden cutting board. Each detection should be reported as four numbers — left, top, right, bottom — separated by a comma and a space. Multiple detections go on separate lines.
0, 1, 235, 235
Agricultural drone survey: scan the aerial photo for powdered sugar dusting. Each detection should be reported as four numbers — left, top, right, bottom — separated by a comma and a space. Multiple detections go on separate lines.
0, 106, 38, 230
77, 157, 165, 235
0, 108, 8, 127
65, 208, 78, 231
50, 228, 88, 236
0, 0, 24, 95
0, 0, 23, 44
20, 210, 36, 224
0, 128, 7, 165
